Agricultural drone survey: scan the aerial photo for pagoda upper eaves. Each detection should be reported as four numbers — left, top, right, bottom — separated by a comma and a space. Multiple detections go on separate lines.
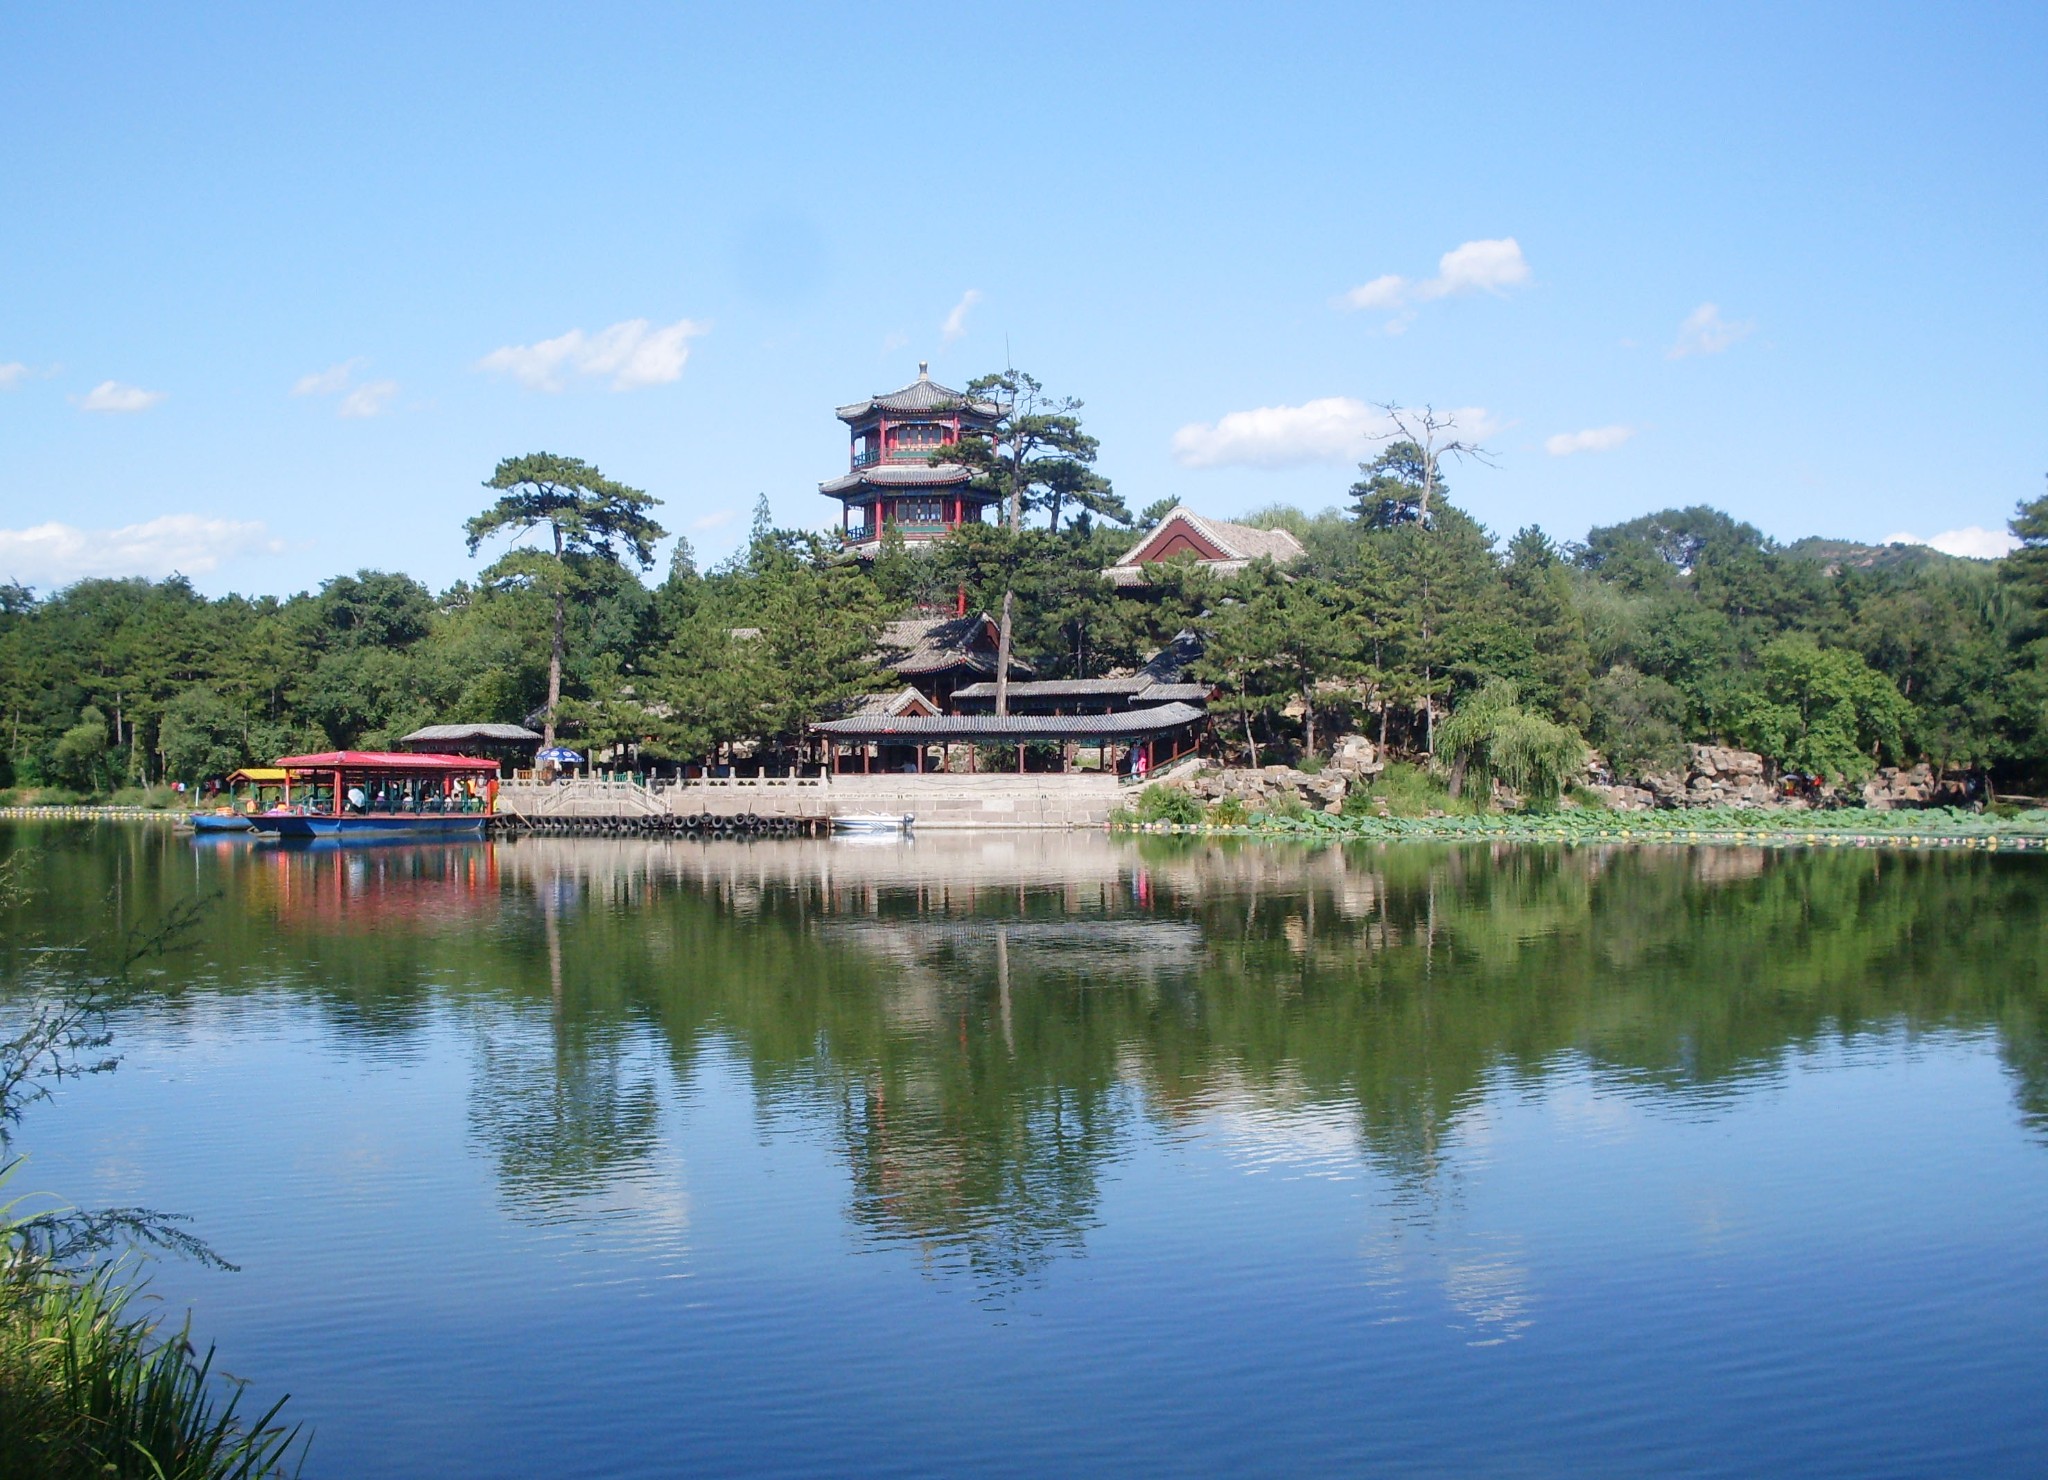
834, 362, 1000, 425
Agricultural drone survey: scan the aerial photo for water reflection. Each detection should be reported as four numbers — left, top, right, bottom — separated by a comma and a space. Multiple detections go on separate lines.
6, 826, 2045, 1300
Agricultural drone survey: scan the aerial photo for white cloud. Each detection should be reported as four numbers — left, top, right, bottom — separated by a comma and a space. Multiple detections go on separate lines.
0, 514, 285, 586
940, 289, 982, 344
1172, 397, 1499, 470
338, 379, 398, 419
0, 362, 28, 390
477, 316, 707, 392
293, 359, 398, 417
1544, 424, 1635, 456
76, 380, 165, 414
1342, 274, 1409, 312
1424, 237, 1532, 298
292, 359, 363, 397
1883, 526, 2019, 560
1667, 302, 1753, 359
1340, 238, 1531, 326
690, 509, 737, 532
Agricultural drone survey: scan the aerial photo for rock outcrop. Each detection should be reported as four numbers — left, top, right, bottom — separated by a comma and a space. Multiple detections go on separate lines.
1160, 734, 1387, 817
1176, 764, 1349, 814
1860, 764, 1971, 810
1594, 744, 1781, 810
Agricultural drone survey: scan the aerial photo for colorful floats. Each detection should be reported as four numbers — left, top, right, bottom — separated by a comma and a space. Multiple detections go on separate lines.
245, 751, 500, 840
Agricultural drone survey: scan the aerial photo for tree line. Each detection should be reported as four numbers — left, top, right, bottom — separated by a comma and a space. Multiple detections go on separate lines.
3, 380, 2046, 797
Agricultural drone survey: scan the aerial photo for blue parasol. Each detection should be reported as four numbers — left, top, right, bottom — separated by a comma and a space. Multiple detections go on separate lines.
537, 746, 585, 765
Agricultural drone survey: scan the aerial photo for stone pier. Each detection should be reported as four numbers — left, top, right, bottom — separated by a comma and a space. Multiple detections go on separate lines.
494, 772, 1124, 831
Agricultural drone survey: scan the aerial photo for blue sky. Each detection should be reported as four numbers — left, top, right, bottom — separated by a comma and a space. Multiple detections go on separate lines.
2, 2, 2042, 597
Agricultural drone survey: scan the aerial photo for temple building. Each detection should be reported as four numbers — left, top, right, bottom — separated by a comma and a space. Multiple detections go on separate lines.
875, 610, 1031, 710
1100, 505, 1306, 586
822, 364, 1000, 556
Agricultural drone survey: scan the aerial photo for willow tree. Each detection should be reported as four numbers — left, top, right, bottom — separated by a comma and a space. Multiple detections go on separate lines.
1435, 680, 1587, 807
466, 453, 666, 746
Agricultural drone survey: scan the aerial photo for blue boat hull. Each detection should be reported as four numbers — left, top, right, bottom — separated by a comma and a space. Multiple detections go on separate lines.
190, 813, 255, 833
249, 813, 490, 840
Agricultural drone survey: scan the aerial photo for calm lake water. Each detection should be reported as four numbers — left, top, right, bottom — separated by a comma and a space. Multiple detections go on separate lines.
3, 823, 2046, 1478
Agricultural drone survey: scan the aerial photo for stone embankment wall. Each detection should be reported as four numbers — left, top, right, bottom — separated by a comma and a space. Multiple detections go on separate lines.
1591, 745, 1775, 811
496, 773, 1124, 830
831, 774, 1122, 829
1587, 747, 1973, 812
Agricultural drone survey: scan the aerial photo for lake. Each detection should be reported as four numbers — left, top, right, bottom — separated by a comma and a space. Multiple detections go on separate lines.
3, 823, 2045, 1478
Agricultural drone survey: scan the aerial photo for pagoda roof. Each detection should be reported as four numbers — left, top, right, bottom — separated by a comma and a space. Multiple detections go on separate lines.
836, 364, 1000, 424
877, 612, 1034, 678
820, 462, 990, 497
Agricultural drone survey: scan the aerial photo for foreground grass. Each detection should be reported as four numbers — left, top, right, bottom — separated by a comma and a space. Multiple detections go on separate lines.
0, 1256, 300, 1480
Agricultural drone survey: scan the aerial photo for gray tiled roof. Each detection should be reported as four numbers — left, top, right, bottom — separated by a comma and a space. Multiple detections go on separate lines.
812, 702, 1206, 742
399, 723, 542, 744
952, 678, 1148, 701
844, 686, 940, 719
876, 613, 1035, 678
1134, 682, 1211, 704
820, 462, 977, 497
835, 365, 1001, 423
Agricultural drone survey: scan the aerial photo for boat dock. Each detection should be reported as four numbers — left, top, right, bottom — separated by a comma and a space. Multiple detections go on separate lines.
492, 773, 1125, 833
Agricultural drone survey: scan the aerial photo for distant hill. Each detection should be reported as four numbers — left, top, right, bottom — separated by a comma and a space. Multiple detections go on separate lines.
1783, 537, 1978, 574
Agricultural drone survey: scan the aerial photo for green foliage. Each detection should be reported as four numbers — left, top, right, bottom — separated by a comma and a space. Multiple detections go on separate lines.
0, 1253, 301, 1479
466, 452, 666, 742
1349, 439, 1434, 528
1731, 637, 1909, 782
1354, 761, 1476, 818
49, 711, 113, 793
1134, 784, 1204, 825
1255, 790, 1311, 822
940, 370, 1127, 533
1588, 665, 1688, 781
1434, 680, 1588, 806
1207, 797, 1249, 827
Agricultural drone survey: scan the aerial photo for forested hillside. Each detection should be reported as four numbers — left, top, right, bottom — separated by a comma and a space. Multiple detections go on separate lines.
5, 485, 2045, 798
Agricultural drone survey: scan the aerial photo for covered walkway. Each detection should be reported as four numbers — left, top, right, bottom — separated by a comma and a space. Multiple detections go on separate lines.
810, 702, 1206, 777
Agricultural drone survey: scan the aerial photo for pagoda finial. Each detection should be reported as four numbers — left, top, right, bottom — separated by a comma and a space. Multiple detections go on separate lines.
917, 361, 930, 380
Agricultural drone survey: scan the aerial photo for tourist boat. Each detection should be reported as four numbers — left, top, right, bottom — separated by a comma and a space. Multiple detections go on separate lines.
246, 751, 501, 840
831, 812, 914, 835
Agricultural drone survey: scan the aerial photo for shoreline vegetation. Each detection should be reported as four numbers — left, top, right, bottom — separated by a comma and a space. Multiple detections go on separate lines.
1112, 795, 2048, 847
2, 395, 2047, 817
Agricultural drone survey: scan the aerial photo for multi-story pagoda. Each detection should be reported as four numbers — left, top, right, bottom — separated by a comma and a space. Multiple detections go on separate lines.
821, 363, 1000, 556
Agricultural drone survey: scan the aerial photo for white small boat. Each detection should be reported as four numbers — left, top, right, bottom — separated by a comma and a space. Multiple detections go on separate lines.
831, 812, 914, 835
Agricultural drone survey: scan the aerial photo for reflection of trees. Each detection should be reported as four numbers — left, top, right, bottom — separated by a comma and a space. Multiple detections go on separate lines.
465, 1018, 664, 1213
19, 829, 2048, 1288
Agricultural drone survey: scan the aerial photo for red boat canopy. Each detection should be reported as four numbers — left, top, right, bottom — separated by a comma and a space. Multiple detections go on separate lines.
271, 751, 500, 773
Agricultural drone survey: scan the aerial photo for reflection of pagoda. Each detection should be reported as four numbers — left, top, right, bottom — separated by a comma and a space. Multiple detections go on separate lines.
821, 363, 999, 556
